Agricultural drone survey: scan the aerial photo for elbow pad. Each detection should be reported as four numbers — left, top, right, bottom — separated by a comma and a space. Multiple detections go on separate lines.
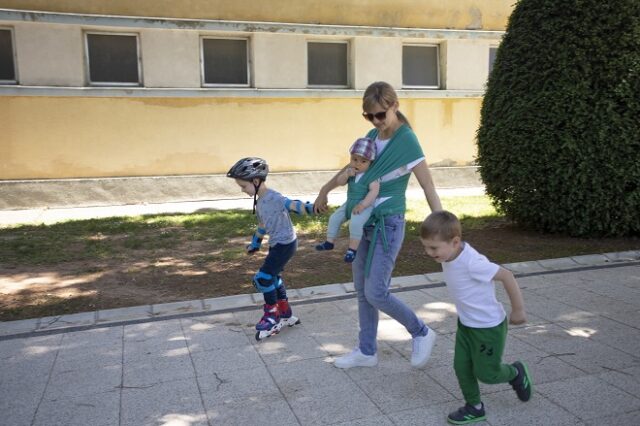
285, 198, 314, 215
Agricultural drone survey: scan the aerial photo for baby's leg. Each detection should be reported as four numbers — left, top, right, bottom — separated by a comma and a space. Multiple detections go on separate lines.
326, 203, 348, 243
348, 206, 373, 249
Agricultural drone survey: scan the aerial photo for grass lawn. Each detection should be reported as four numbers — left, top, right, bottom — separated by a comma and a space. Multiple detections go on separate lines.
1, 195, 638, 321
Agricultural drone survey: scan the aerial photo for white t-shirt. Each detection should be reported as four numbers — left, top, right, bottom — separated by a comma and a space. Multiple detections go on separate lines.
442, 242, 506, 328
374, 136, 425, 206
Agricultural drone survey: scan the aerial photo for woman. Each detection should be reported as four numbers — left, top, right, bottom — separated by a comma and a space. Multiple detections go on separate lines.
314, 81, 443, 369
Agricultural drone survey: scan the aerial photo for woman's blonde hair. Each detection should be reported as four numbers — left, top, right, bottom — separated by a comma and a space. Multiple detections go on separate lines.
420, 210, 462, 241
362, 81, 411, 128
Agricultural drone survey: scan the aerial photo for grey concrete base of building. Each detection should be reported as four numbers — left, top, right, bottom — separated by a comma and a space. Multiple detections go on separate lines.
0, 166, 482, 210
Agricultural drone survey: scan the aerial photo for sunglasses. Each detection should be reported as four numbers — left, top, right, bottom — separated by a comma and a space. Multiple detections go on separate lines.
362, 110, 388, 122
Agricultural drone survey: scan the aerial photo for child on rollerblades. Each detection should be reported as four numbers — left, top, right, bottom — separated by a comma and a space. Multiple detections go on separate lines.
227, 157, 313, 340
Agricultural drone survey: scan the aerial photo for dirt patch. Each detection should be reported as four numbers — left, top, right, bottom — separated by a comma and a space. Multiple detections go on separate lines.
1, 220, 638, 321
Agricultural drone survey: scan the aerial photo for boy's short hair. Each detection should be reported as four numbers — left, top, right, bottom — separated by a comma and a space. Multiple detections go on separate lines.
420, 210, 462, 241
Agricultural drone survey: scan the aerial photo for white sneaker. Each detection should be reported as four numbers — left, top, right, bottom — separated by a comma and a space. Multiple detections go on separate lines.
411, 328, 437, 368
334, 348, 378, 369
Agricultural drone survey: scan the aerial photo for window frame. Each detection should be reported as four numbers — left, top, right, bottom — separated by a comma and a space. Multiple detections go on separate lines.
401, 43, 440, 89
200, 36, 251, 88
306, 40, 350, 89
84, 31, 142, 87
0, 26, 18, 85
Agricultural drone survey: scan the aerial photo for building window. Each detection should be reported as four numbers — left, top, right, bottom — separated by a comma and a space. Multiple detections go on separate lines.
0, 28, 17, 84
201, 38, 249, 86
489, 47, 498, 75
402, 44, 439, 88
85, 33, 140, 86
307, 41, 349, 87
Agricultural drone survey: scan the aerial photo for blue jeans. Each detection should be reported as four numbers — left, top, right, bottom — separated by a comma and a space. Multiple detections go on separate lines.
353, 214, 428, 355
260, 239, 297, 305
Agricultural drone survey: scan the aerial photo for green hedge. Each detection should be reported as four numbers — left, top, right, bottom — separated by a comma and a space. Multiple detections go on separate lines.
477, 0, 640, 236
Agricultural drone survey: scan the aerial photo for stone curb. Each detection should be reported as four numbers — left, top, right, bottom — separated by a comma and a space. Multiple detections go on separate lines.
1, 250, 639, 338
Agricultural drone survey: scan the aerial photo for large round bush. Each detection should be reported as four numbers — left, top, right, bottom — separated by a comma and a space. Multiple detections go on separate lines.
477, 0, 640, 236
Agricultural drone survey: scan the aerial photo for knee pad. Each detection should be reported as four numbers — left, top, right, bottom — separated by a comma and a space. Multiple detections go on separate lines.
253, 271, 277, 293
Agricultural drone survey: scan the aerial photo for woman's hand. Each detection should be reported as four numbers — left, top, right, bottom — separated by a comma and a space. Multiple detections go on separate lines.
314, 191, 329, 214
314, 165, 351, 214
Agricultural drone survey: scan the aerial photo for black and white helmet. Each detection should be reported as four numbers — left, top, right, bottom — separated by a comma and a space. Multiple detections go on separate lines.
226, 157, 269, 181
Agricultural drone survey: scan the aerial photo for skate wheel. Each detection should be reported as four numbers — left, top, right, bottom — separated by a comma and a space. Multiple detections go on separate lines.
255, 331, 261, 341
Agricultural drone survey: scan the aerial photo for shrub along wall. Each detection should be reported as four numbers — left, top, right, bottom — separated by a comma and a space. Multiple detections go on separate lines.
477, 0, 640, 237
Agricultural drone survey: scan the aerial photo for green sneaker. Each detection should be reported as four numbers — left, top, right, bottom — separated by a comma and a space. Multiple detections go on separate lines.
509, 361, 533, 401
447, 403, 486, 425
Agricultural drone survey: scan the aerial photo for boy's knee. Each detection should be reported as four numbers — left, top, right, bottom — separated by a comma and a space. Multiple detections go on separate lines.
253, 271, 277, 293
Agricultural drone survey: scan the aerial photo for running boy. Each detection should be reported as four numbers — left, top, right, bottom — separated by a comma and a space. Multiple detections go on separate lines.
227, 157, 313, 340
315, 137, 379, 263
420, 210, 533, 424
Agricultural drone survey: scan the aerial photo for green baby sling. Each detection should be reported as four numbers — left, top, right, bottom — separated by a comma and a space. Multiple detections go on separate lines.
346, 124, 424, 276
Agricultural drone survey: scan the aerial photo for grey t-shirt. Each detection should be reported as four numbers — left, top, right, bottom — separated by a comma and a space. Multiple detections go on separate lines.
256, 188, 296, 246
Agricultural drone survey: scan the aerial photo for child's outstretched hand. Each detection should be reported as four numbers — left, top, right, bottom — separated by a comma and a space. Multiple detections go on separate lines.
509, 309, 527, 325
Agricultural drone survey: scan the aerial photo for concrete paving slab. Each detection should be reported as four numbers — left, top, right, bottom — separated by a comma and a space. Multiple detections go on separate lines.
1, 261, 640, 426
190, 345, 263, 375
481, 390, 583, 426
124, 353, 195, 387
332, 415, 396, 426
504, 260, 549, 274
44, 364, 122, 401
595, 365, 640, 400
297, 283, 349, 300
204, 398, 298, 426
538, 256, 580, 270
33, 391, 120, 426
285, 380, 382, 425
97, 305, 153, 324
390, 274, 430, 288
182, 320, 251, 353
537, 375, 640, 421
37, 311, 96, 330
388, 401, 486, 426
1, 393, 47, 426
604, 250, 640, 262
0, 317, 39, 336
355, 370, 453, 414
60, 326, 123, 348
120, 378, 208, 426
55, 344, 122, 371
202, 293, 254, 312
571, 253, 610, 266
151, 300, 204, 317
425, 271, 445, 283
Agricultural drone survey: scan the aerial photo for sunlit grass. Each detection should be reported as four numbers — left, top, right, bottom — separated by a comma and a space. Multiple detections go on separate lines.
0, 197, 500, 265
406, 195, 498, 222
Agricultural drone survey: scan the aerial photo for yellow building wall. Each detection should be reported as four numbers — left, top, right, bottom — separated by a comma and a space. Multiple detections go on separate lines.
0, 0, 513, 31
0, 96, 480, 179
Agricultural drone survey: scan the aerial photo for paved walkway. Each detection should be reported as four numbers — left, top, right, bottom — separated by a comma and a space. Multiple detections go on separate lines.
2, 251, 640, 426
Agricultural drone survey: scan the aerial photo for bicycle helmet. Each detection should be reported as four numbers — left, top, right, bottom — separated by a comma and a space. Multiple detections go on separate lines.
227, 157, 269, 181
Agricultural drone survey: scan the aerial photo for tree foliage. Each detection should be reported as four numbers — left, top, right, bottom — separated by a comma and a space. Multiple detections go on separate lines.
477, 0, 640, 236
